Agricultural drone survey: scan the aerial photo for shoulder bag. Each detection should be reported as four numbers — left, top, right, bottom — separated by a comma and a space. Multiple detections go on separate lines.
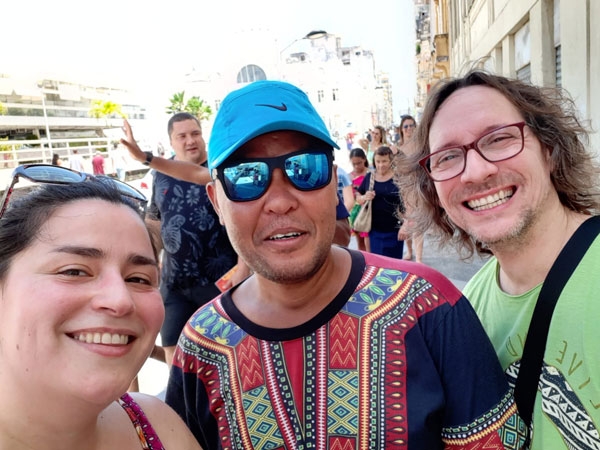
352, 172, 375, 233
514, 215, 600, 445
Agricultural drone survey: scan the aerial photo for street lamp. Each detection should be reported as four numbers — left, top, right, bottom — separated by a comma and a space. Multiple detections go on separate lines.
280, 30, 328, 55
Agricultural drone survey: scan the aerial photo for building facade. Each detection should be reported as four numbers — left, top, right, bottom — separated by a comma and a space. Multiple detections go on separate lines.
184, 29, 393, 143
444, 0, 599, 152
0, 75, 146, 141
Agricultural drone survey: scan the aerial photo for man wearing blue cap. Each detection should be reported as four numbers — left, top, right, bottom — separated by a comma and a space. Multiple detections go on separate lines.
164, 80, 526, 449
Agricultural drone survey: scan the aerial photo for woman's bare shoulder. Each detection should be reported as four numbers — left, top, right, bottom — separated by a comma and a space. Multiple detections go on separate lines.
128, 393, 203, 450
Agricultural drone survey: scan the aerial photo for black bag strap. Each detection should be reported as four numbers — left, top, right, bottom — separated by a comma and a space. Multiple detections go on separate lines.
514, 215, 600, 431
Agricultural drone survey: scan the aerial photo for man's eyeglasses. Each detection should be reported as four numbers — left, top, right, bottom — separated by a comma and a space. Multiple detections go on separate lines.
0, 164, 147, 219
213, 149, 333, 202
403, 123, 416, 129
419, 122, 526, 182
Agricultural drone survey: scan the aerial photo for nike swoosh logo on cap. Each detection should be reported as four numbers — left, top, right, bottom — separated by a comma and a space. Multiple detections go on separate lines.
255, 103, 288, 111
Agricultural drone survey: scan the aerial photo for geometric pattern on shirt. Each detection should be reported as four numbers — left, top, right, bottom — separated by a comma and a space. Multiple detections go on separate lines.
236, 335, 264, 392
540, 364, 600, 450
242, 386, 285, 449
505, 359, 600, 449
441, 391, 521, 449
328, 436, 356, 449
177, 263, 520, 449
497, 410, 529, 449
327, 370, 359, 435
328, 313, 358, 369
178, 300, 247, 449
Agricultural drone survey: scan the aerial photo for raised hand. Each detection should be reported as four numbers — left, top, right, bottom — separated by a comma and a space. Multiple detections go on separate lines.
121, 119, 145, 163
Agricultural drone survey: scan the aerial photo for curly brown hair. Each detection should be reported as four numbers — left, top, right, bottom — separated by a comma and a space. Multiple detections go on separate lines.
395, 70, 600, 258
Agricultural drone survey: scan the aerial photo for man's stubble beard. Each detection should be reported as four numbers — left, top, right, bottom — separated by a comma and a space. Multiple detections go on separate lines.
471, 206, 537, 252
230, 229, 334, 285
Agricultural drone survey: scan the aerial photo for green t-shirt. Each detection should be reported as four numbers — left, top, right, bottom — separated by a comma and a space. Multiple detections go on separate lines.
464, 238, 600, 450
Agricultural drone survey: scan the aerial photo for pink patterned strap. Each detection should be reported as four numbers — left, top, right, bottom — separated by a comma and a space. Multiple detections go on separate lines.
118, 393, 165, 450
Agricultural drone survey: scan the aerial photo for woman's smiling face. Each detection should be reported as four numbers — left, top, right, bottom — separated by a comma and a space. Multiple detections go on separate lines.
0, 199, 163, 406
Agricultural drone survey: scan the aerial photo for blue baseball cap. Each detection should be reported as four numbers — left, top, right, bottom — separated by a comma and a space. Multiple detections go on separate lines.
208, 80, 339, 170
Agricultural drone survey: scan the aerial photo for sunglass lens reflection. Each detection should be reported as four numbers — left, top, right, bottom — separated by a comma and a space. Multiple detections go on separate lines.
223, 162, 269, 201
285, 153, 330, 190
23, 166, 85, 183
223, 152, 330, 201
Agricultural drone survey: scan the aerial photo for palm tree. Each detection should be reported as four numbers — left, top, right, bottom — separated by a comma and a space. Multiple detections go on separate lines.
89, 100, 126, 126
185, 96, 213, 121
166, 91, 186, 115
166, 91, 213, 121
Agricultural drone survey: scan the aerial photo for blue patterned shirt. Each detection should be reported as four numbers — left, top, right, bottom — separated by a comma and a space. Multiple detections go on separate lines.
148, 165, 237, 292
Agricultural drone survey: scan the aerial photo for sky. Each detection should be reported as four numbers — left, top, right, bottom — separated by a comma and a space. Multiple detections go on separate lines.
5, 0, 416, 122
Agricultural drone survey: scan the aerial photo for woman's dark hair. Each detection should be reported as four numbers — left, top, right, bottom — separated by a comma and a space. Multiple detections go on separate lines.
349, 148, 369, 168
0, 180, 157, 282
395, 70, 600, 257
51, 153, 60, 165
372, 146, 393, 170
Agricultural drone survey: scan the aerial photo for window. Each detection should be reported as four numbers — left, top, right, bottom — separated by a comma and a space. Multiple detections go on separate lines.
555, 45, 562, 87
317, 90, 324, 102
332, 89, 339, 101
516, 64, 531, 84
236, 65, 267, 84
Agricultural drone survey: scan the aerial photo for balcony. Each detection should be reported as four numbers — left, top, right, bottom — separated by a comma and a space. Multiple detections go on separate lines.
433, 33, 450, 79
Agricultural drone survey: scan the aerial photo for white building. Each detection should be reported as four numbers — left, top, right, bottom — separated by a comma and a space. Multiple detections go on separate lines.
184, 29, 392, 142
0, 74, 146, 141
448, 0, 600, 152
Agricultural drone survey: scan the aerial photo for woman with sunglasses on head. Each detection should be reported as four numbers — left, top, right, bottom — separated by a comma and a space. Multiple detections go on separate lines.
356, 146, 405, 258
396, 115, 425, 263
0, 166, 201, 450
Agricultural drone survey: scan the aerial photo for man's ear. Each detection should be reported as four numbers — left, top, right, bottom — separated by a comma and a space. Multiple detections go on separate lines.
206, 181, 225, 226
544, 144, 555, 173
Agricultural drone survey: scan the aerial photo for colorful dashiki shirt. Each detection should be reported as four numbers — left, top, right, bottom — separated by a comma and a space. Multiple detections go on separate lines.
166, 250, 527, 449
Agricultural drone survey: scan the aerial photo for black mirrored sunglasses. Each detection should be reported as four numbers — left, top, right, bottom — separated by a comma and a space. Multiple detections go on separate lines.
214, 149, 334, 202
0, 164, 147, 219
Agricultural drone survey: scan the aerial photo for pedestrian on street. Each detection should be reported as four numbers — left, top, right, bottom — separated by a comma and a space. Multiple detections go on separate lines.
396, 115, 425, 263
69, 148, 85, 172
348, 148, 371, 252
121, 113, 248, 369
397, 70, 600, 448
356, 145, 405, 258
92, 151, 105, 175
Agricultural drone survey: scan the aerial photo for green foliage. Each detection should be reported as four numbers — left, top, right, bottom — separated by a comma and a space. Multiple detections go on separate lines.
88, 100, 127, 124
416, 43, 421, 55
0, 101, 6, 115
186, 96, 213, 121
0, 137, 18, 152
166, 91, 213, 121
166, 91, 186, 115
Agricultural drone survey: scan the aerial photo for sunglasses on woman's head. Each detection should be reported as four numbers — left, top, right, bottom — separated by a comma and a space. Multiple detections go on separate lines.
0, 164, 147, 219
213, 148, 333, 202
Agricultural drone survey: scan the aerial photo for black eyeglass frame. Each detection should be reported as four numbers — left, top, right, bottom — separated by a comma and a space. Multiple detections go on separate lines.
419, 122, 527, 182
0, 164, 148, 220
212, 148, 334, 202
